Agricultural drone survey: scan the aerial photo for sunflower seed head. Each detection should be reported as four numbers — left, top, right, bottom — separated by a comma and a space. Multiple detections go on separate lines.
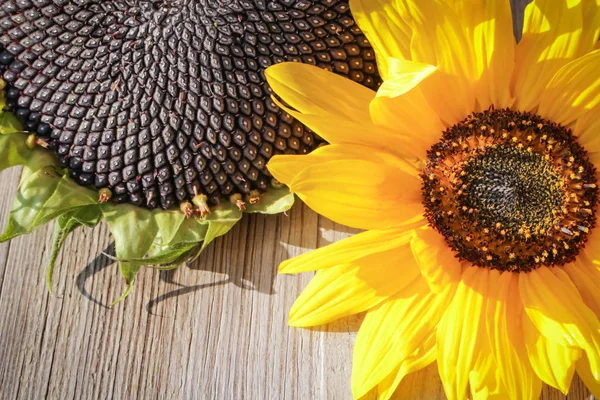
0, 0, 380, 210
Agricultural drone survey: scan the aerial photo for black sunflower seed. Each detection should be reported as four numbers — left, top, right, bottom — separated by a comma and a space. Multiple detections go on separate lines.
0, 0, 381, 210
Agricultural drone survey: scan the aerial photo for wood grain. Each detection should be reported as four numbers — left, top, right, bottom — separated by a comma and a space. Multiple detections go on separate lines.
0, 0, 596, 399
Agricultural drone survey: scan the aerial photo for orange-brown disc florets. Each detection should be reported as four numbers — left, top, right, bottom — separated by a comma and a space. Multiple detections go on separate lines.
421, 108, 598, 272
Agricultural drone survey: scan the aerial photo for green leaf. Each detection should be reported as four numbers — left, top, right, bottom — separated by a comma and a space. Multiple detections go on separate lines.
127, 215, 207, 267
101, 203, 159, 281
33, 174, 99, 227
151, 209, 185, 247
197, 204, 243, 253
0, 133, 34, 172
0, 166, 63, 242
245, 186, 295, 214
47, 205, 103, 293
132, 204, 242, 268
110, 279, 135, 307
169, 217, 209, 244
101, 203, 159, 304
20, 147, 60, 183
131, 242, 199, 268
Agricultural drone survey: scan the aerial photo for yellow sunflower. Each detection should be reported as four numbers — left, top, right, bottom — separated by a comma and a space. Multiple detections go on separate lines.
265, 0, 600, 399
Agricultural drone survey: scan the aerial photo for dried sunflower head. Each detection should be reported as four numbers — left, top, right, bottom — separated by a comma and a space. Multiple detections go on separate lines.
0, 0, 380, 301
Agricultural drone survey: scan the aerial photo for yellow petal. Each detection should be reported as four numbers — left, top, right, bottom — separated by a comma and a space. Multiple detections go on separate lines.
410, 225, 461, 294
451, 0, 516, 109
513, 0, 586, 112
418, 71, 475, 127
349, 0, 413, 80
575, 104, 600, 145
538, 50, 600, 126
269, 95, 423, 159
576, 354, 600, 397
376, 58, 438, 98
469, 348, 510, 400
374, 332, 437, 400
288, 244, 421, 327
269, 144, 424, 230
265, 62, 374, 121
523, 311, 581, 394
407, 1, 475, 80
370, 58, 445, 151
437, 267, 489, 400
352, 0, 476, 126
408, 1, 476, 125
485, 271, 542, 400
279, 228, 414, 274
584, 231, 600, 268
267, 143, 372, 185
519, 267, 600, 380
469, 319, 511, 400
574, 104, 600, 167
581, 0, 600, 54
564, 259, 600, 317
352, 276, 454, 398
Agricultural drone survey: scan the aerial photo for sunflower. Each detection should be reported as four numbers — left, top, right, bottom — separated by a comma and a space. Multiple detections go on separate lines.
266, 0, 600, 398
0, 0, 381, 301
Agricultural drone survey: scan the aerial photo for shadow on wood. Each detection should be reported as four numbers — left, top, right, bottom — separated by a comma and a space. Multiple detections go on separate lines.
75, 242, 115, 309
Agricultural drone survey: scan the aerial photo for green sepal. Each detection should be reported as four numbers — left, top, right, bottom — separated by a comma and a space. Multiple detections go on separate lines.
47, 205, 103, 293
0, 132, 34, 172
20, 146, 61, 183
245, 186, 295, 214
0, 166, 63, 242
101, 203, 159, 303
136, 243, 199, 270
110, 279, 135, 307
33, 174, 100, 227
126, 204, 241, 267
185, 204, 243, 263
150, 209, 186, 249
168, 217, 210, 244
125, 216, 208, 266
199, 203, 242, 250
0, 101, 57, 176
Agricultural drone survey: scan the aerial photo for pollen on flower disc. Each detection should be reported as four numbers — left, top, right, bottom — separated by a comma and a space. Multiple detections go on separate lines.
421, 108, 598, 272
0, 0, 381, 210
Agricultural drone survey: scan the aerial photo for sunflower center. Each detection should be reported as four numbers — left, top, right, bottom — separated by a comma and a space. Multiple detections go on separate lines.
421, 109, 598, 272
460, 145, 564, 235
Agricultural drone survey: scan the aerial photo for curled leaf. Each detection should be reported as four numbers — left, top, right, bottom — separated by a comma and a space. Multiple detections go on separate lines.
101, 203, 159, 303
33, 174, 99, 227
0, 166, 63, 242
198, 203, 243, 252
47, 205, 103, 293
0, 133, 34, 172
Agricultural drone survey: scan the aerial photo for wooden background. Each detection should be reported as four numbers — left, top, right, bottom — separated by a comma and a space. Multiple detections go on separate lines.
0, 0, 595, 399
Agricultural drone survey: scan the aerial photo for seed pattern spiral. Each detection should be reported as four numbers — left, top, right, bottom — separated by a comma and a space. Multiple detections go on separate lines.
0, 0, 380, 209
